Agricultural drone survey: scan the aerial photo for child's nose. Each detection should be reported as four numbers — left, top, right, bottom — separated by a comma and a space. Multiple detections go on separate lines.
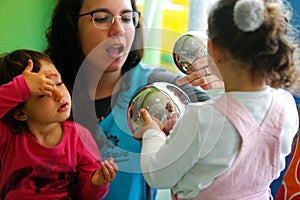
52, 87, 63, 102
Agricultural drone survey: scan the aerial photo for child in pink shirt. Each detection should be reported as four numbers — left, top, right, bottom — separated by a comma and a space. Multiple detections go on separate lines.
0, 49, 118, 199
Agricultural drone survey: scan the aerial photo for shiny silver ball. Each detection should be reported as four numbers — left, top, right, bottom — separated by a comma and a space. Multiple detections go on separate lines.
173, 31, 208, 74
128, 82, 191, 135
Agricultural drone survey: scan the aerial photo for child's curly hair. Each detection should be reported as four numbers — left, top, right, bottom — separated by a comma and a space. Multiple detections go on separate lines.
207, 0, 298, 88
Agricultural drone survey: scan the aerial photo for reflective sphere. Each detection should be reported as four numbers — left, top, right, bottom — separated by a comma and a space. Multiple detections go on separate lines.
128, 82, 191, 135
173, 31, 208, 74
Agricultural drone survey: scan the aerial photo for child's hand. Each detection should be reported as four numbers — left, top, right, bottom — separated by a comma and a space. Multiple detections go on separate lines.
22, 59, 58, 97
133, 109, 164, 142
92, 158, 118, 187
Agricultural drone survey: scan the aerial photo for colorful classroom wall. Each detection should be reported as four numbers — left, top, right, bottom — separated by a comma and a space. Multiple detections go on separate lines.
0, 0, 298, 71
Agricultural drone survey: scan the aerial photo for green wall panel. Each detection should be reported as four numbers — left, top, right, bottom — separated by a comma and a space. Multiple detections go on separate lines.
0, 0, 57, 53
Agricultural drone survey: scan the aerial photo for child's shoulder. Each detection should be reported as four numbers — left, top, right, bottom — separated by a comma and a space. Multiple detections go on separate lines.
272, 88, 295, 102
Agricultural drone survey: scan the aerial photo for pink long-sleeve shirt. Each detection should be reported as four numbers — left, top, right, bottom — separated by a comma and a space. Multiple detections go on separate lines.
0, 75, 108, 199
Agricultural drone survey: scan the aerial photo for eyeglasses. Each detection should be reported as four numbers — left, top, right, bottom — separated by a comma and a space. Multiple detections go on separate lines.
78, 10, 141, 30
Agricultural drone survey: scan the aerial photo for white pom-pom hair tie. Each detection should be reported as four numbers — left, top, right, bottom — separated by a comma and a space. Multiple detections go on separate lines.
233, 0, 265, 32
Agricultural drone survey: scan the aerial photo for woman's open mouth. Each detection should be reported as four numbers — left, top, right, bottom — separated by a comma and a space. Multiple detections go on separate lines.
106, 44, 125, 59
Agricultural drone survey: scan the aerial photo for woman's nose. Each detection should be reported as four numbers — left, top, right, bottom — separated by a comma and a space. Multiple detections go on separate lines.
109, 17, 125, 35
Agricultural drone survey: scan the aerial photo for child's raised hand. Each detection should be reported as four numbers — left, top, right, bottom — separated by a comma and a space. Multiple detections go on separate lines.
22, 59, 58, 96
91, 158, 118, 187
133, 109, 164, 142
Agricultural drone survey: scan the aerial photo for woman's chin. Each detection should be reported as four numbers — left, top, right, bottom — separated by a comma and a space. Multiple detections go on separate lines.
105, 64, 123, 73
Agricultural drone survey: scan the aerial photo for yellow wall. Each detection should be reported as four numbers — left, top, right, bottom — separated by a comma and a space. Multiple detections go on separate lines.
161, 2, 189, 72
172, 0, 190, 6
162, 4, 189, 47
138, 1, 190, 72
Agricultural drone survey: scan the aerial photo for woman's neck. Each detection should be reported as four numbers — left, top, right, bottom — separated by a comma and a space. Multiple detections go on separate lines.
83, 63, 122, 100
94, 70, 122, 100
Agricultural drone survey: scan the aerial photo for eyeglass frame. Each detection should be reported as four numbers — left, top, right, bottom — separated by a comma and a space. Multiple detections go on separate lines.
78, 9, 141, 30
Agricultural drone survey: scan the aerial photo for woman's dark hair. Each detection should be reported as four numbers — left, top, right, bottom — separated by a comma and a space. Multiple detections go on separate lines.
207, 0, 297, 88
44, 0, 144, 90
45, 0, 144, 146
0, 49, 53, 134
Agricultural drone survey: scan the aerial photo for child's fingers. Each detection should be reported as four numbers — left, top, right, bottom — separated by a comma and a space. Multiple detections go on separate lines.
108, 158, 118, 172
42, 84, 55, 96
140, 109, 152, 126
39, 70, 58, 95
95, 161, 113, 186
24, 59, 34, 72
22, 60, 34, 77
42, 70, 59, 78
151, 116, 164, 130
133, 109, 163, 140
91, 163, 107, 186
24, 59, 58, 78
22, 59, 56, 96
103, 160, 117, 180
140, 109, 162, 130
43, 76, 55, 87
92, 160, 118, 186
37, 77, 55, 96
99, 162, 110, 180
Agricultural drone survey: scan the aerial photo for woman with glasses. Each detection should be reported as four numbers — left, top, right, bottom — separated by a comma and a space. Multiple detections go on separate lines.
44, 0, 218, 199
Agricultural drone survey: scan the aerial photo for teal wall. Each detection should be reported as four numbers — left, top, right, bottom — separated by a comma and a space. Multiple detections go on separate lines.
0, 0, 57, 54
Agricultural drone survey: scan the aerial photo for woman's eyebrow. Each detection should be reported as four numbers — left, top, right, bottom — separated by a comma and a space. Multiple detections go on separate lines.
85, 8, 134, 14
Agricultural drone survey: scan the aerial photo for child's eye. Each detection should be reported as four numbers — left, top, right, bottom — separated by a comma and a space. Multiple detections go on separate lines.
39, 95, 46, 99
56, 82, 64, 86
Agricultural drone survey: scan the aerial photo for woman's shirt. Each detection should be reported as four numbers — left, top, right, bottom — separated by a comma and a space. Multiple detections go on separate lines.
96, 64, 211, 200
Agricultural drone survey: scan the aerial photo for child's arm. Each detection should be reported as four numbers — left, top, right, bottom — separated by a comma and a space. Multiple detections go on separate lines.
78, 158, 118, 200
134, 106, 203, 189
0, 60, 57, 118
0, 75, 29, 118
75, 123, 118, 200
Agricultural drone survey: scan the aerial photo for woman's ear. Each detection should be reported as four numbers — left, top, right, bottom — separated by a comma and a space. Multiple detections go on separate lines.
13, 109, 28, 121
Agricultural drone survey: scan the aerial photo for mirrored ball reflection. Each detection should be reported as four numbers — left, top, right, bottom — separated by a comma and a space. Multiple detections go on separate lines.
128, 82, 191, 135
173, 31, 208, 74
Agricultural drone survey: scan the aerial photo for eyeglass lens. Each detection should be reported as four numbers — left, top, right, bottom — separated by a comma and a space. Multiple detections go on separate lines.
92, 11, 139, 29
